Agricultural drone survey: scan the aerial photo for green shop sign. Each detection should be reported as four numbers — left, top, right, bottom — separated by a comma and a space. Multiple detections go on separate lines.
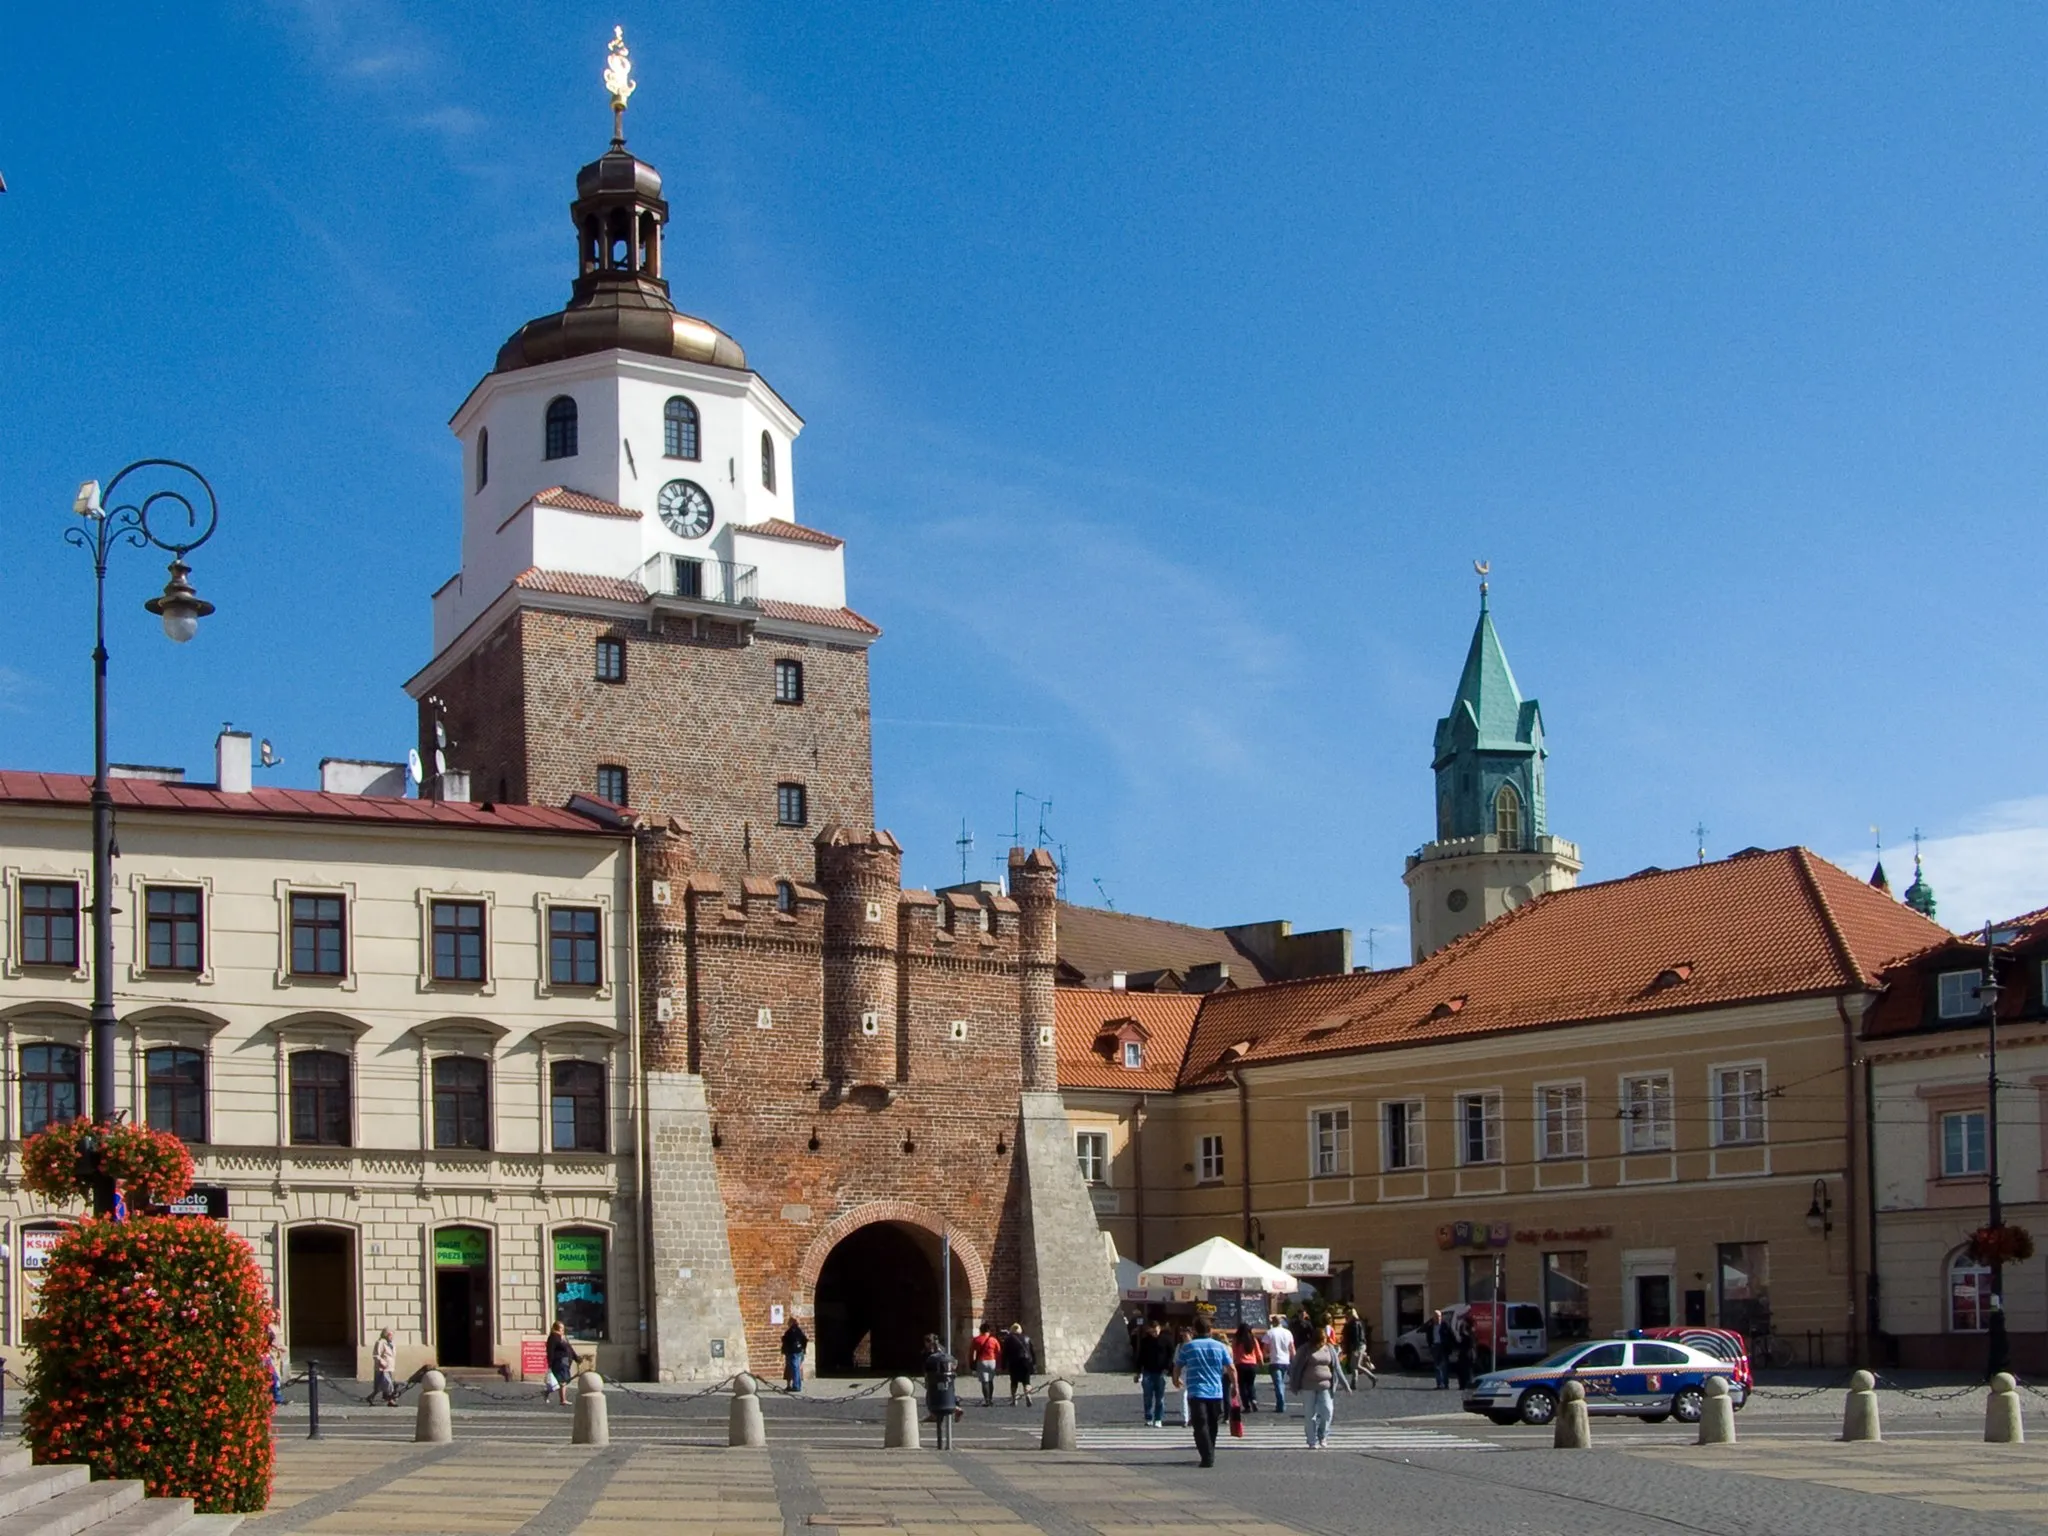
554, 1234, 605, 1274
435, 1229, 490, 1268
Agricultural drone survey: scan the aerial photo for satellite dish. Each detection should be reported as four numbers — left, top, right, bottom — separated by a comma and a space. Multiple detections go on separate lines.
433, 721, 448, 750
433, 749, 447, 778
258, 738, 282, 768
406, 747, 424, 785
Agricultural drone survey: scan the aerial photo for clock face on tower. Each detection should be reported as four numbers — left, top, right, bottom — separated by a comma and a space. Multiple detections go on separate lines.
658, 479, 713, 538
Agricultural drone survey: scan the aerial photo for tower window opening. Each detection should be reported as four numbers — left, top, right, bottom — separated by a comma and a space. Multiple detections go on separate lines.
776, 783, 808, 828
774, 658, 804, 704
595, 637, 626, 684
761, 431, 776, 492
596, 764, 629, 806
545, 396, 579, 460
664, 396, 699, 460
476, 427, 489, 491
775, 880, 796, 914
1494, 783, 1523, 851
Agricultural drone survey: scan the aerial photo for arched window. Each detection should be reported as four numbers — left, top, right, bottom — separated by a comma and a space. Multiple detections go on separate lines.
760, 431, 776, 492
1494, 783, 1523, 851
550, 1060, 606, 1152
1949, 1251, 1993, 1332
775, 880, 796, 914
476, 426, 489, 490
664, 396, 699, 460
290, 1050, 351, 1147
432, 1056, 490, 1151
545, 396, 579, 461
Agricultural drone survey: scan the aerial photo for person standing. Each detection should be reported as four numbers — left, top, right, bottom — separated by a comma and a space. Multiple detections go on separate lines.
1170, 1324, 1194, 1426
780, 1318, 809, 1393
1262, 1314, 1294, 1414
1454, 1311, 1476, 1391
1230, 1321, 1264, 1412
1291, 1329, 1343, 1449
370, 1328, 399, 1406
1134, 1318, 1174, 1427
543, 1321, 578, 1405
266, 1329, 286, 1407
970, 1322, 1003, 1406
1003, 1322, 1037, 1407
1428, 1309, 1452, 1390
1174, 1316, 1234, 1468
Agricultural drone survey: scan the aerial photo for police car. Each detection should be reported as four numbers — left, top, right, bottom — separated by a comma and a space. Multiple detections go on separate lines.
1462, 1336, 1748, 1426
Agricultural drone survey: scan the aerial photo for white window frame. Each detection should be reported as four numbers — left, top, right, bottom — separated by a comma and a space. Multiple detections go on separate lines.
1381, 1099, 1424, 1172
1711, 1062, 1767, 1147
1939, 1108, 1988, 1178
1937, 969, 1985, 1020
1455, 1090, 1503, 1166
1310, 1105, 1353, 1178
1536, 1081, 1586, 1161
1619, 1071, 1674, 1153
1121, 1040, 1144, 1069
1196, 1134, 1225, 1184
1075, 1130, 1109, 1185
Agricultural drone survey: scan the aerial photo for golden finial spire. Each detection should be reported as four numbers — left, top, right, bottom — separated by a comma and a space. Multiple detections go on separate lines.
1474, 558, 1491, 606
603, 26, 637, 143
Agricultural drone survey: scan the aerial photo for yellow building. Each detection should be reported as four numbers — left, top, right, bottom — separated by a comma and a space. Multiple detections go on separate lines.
1058, 848, 1944, 1366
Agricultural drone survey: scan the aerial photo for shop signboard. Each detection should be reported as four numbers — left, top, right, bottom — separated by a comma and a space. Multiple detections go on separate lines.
1280, 1247, 1331, 1277
553, 1233, 605, 1272
164, 1185, 228, 1220
520, 1338, 549, 1380
20, 1227, 63, 1271
435, 1229, 489, 1268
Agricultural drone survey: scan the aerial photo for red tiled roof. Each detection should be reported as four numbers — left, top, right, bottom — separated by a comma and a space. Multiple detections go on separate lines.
1056, 903, 1274, 989
1172, 848, 1948, 1088
533, 486, 640, 519
1865, 904, 2045, 1039
737, 518, 844, 549
512, 567, 650, 603
0, 772, 622, 836
1055, 990, 1203, 1092
756, 599, 882, 636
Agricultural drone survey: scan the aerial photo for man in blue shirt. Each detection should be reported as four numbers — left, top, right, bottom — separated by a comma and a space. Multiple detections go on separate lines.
1173, 1316, 1234, 1467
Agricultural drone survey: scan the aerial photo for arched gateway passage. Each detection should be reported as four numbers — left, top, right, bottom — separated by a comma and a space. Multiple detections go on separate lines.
811, 1221, 978, 1377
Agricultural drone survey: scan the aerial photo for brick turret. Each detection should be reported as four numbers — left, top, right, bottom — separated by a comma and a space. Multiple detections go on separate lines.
1009, 846, 1059, 1092
816, 826, 904, 1090
638, 818, 697, 1071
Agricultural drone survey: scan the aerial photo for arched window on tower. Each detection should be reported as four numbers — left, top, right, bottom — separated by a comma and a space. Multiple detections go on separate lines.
664, 397, 699, 460
545, 396, 579, 460
476, 426, 489, 491
761, 431, 776, 492
1494, 783, 1523, 851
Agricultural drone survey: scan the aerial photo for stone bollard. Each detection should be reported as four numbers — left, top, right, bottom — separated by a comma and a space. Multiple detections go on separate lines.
414, 1368, 452, 1444
1986, 1372, 2026, 1444
1842, 1369, 1882, 1442
1553, 1380, 1590, 1449
884, 1376, 920, 1450
1040, 1379, 1077, 1450
729, 1373, 767, 1447
572, 1370, 610, 1447
1697, 1376, 1736, 1445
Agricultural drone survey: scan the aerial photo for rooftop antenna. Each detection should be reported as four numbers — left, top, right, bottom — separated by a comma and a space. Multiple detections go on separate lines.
1013, 789, 1048, 847
1692, 821, 1709, 865
955, 819, 975, 885
1037, 800, 1055, 849
1092, 877, 1116, 911
1365, 926, 1383, 969
1054, 841, 1069, 898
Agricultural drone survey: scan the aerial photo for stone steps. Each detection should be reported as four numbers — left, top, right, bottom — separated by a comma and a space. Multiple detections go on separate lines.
0, 1453, 238, 1536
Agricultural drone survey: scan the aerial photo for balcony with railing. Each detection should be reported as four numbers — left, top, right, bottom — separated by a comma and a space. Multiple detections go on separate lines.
636, 554, 759, 608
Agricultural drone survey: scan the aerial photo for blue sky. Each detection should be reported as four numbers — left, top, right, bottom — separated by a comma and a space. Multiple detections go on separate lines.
5, 4, 2047, 956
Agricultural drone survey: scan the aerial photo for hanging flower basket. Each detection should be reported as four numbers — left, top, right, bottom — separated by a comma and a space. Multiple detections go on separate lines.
1965, 1224, 2036, 1266
21, 1120, 194, 1208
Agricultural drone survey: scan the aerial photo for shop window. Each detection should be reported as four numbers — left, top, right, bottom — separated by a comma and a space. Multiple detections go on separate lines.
145, 1046, 206, 1142
1716, 1241, 1771, 1339
553, 1229, 609, 1341
1949, 1252, 1993, 1332
1462, 1254, 1502, 1303
19, 1043, 81, 1136
1544, 1250, 1590, 1341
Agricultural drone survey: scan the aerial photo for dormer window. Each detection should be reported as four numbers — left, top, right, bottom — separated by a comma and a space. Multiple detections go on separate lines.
1122, 1040, 1144, 1069
545, 396, 579, 460
664, 396, 699, 460
761, 431, 776, 492
1937, 969, 1985, 1020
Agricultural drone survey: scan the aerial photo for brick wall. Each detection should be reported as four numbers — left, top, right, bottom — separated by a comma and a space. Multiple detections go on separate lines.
423, 604, 874, 883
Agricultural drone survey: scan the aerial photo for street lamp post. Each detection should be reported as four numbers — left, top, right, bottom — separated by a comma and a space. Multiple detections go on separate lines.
1980, 922, 2009, 1379
64, 461, 217, 1214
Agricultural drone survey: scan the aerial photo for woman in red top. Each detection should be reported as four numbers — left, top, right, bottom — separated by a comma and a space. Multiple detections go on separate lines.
1230, 1322, 1266, 1412
969, 1322, 1004, 1407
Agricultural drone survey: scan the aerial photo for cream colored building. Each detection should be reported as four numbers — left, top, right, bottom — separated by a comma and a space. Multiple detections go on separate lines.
1862, 916, 2048, 1372
0, 738, 640, 1380
1060, 849, 1947, 1365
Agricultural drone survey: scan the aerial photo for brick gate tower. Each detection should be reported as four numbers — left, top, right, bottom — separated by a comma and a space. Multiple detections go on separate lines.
406, 38, 1119, 1380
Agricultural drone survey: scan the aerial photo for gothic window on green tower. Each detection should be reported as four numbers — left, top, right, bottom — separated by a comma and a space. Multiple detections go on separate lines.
1494, 783, 1523, 851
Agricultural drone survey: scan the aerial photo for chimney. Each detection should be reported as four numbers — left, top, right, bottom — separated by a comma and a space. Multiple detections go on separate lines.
433, 768, 472, 803
215, 731, 252, 794
320, 759, 407, 797
1110, 970, 1127, 991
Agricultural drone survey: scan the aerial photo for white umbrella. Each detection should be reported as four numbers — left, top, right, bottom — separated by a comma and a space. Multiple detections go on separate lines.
1130, 1236, 1300, 1300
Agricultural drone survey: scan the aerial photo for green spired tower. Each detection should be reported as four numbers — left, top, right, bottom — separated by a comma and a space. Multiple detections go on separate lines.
1403, 571, 1582, 960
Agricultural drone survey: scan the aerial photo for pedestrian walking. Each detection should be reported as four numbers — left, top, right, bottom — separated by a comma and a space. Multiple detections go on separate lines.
369, 1327, 399, 1406
1173, 1316, 1234, 1468
1454, 1312, 1476, 1391
970, 1322, 1003, 1406
541, 1321, 578, 1405
1339, 1308, 1367, 1383
780, 1318, 809, 1393
1291, 1329, 1343, 1449
1262, 1313, 1294, 1414
1230, 1322, 1264, 1412
1003, 1322, 1037, 1407
1134, 1317, 1174, 1426
1171, 1324, 1193, 1425
1429, 1309, 1453, 1389
266, 1329, 286, 1406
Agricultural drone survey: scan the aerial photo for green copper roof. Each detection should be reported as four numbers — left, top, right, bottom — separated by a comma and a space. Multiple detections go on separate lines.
1433, 592, 1545, 767
1904, 854, 1937, 918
